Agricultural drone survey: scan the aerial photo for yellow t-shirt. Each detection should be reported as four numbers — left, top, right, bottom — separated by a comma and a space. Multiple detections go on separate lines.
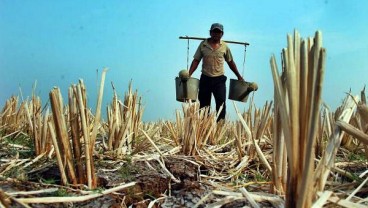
193, 39, 233, 77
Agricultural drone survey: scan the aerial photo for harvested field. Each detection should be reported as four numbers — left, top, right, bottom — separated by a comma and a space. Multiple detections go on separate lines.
1, 31, 367, 208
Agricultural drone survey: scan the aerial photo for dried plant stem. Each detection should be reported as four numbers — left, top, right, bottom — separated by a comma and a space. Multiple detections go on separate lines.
233, 101, 272, 172
40, 108, 49, 153
336, 120, 368, 145
88, 68, 107, 187
49, 88, 77, 185
239, 187, 260, 208
48, 121, 68, 185
68, 86, 84, 184
299, 37, 326, 208
16, 182, 136, 204
270, 30, 327, 207
141, 128, 163, 155
76, 83, 93, 188
90, 68, 107, 147
314, 95, 358, 191
311, 191, 332, 208
8, 188, 58, 197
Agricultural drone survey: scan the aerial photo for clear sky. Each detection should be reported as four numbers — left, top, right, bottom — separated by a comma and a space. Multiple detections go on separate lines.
1, 0, 367, 121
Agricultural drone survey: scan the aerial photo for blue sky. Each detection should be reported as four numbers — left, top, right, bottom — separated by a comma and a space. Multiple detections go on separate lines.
1, 0, 367, 121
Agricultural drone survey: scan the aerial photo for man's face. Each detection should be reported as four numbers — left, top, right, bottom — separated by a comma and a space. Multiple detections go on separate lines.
210, 29, 223, 41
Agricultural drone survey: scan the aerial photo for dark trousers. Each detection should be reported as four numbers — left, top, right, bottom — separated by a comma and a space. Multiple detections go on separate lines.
198, 74, 227, 121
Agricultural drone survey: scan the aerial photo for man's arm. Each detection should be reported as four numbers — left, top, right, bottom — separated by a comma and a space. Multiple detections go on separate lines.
227, 60, 244, 81
189, 59, 200, 76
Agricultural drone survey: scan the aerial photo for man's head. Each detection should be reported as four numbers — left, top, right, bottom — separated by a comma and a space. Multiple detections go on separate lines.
209, 23, 224, 41
210, 23, 224, 32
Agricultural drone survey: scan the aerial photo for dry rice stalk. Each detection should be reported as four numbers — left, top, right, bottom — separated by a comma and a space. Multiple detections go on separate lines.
30, 95, 41, 155
140, 128, 163, 155
68, 86, 84, 184
40, 108, 51, 154
336, 121, 368, 145
0, 94, 52, 155
75, 80, 96, 188
28, 95, 52, 155
346, 171, 368, 201
48, 121, 68, 185
317, 192, 367, 208
175, 102, 219, 156
233, 125, 245, 160
270, 30, 326, 207
272, 92, 287, 195
210, 190, 284, 207
0, 97, 21, 134
8, 188, 58, 197
233, 101, 272, 173
0, 189, 32, 208
15, 182, 136, 204
106, 81, 143, 158
311, 191, 333, 208
0, 189, 11, 208
314, 94, 359, 192
239, 187, 260, 208
49, 87, 77, 185
0, 97, 18, 132
49, 74, 105, 188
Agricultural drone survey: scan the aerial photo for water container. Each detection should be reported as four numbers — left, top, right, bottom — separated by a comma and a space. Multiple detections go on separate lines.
175, 77, 200, 102
228, 79, 253, 102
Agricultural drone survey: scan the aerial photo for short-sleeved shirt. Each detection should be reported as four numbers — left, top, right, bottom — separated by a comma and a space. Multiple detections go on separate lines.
193, 39, 233, 77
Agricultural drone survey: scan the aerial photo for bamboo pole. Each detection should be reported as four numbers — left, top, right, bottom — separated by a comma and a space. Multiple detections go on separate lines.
179, 36, 250, 46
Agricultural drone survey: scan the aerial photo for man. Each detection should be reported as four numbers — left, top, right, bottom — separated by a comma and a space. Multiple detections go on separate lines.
189, 23, 243, 121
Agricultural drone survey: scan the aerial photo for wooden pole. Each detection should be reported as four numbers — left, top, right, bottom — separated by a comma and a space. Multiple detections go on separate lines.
179, 36, 250, 46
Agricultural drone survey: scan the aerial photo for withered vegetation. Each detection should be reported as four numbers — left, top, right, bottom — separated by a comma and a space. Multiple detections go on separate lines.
0, 31, 367, 208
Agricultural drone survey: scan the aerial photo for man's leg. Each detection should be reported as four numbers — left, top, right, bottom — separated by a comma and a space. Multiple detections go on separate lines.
198, 74, 212, 109
213, 75, 227, 121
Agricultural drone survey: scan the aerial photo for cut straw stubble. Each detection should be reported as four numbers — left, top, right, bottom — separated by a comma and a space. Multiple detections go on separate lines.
270, 30, 327, 208
49, 88, 77, 185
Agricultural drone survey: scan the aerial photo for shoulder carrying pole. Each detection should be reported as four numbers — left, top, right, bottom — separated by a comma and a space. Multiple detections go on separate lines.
179, 36, 250, 46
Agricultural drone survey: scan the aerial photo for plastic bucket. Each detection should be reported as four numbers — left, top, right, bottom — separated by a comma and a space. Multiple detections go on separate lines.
175, 77, 200, 102
228, 79, 252, 102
